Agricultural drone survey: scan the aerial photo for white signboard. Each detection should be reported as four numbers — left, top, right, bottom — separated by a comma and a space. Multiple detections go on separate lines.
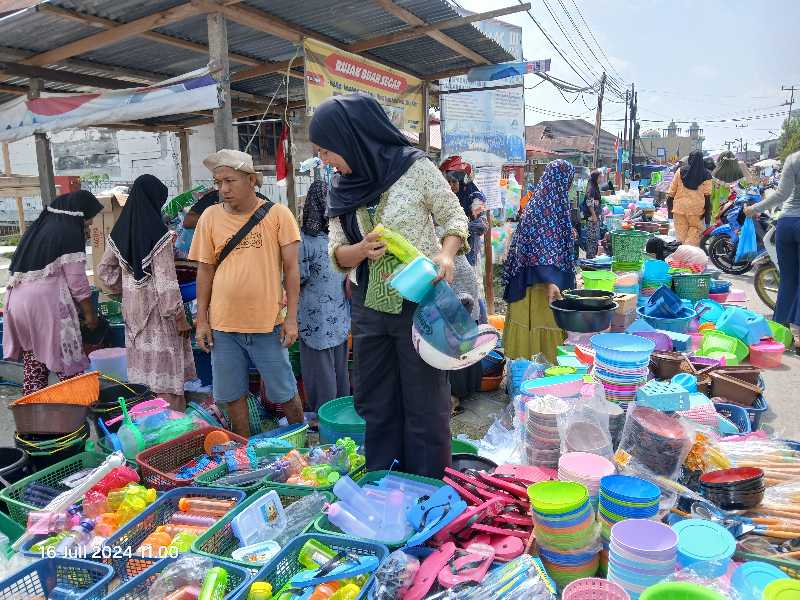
473, 166, 503, 210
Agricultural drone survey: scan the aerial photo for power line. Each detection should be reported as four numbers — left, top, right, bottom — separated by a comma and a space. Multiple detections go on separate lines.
567, 0, 625, 83
538, 0, 602, 85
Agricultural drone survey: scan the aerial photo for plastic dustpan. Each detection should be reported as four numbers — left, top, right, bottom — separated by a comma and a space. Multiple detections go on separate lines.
96, 417, 122, 453
405, 485, 467, 548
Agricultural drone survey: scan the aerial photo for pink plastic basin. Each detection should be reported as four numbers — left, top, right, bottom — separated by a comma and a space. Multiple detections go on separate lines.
749, 340, 785, 369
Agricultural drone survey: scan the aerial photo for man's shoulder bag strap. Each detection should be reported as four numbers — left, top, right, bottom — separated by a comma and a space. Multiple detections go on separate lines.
217, 200, 274, 265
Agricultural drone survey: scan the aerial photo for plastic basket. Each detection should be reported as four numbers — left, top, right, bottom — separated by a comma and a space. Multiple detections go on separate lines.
318, 396, 365, 445
103, 486, 246, 581
247, 534, 389, 600
12, 371, 100, 406
698, 330, 750, 364
262, 448, 367, 495
581, 270, 616, 292
451, 439, 479, 455
611, 230, 652, 263
562, 576, 630, 599
135, 426, 248, 490
713, 402, 752, 435
0, 558, 113, 600
98, 300, 122, 319
257, 422, 309, 449
191, 486, 333, 570
220, 395, 278, 438
672, 273, 712, 302
312, 470, 443, 548
768, 320, 794, 350
0, 511, 23, 558
744, 395, 768, 430
734, 549, 800, 580
104, 555, 251, 600
289, 342, 301, 378
0, 451, 107, 525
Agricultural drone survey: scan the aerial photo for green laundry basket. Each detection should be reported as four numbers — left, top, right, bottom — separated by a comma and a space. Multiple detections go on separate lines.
318, 396, 365, 445
768, 320, 793, 350
698, 330, 749, 364
581, 270, 616, 292
611, 229, 652, 263
451, 439, 479, 455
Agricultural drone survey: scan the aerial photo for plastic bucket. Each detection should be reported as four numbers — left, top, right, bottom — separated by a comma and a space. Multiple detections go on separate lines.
0, 447, 32, 484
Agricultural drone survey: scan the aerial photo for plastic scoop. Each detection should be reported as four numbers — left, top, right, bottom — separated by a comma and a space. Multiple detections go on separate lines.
117, 396, 145, 460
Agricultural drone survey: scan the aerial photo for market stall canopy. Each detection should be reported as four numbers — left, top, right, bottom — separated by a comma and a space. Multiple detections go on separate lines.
0, 0, 517, 132
752, 158, 781, 169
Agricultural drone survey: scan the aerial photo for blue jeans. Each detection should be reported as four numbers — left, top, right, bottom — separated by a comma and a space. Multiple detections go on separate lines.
775, 217, 800, 326
211, 327, 298, 404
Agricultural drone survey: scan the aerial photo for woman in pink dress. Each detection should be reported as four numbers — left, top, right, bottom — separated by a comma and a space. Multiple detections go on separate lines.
4, 191, 103, 395
98, 175, 195, 410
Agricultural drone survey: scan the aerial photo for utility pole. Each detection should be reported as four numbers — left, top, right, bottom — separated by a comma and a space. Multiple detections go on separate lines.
783, 85, 797, 120
592, 72, 606, 169
622, 89, 629, 156
629, 86, 637, 177
724, 141, 733, 152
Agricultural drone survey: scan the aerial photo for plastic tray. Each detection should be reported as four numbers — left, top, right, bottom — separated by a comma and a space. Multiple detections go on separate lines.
312, 470, 443, 549
103, 486, 246, 581
0, 558, 113, 600
0, 450, 107, 525
247, 534, 389, 600
191, 485, 333, 570
103, 555, 251, 600
135, 426, 248, 490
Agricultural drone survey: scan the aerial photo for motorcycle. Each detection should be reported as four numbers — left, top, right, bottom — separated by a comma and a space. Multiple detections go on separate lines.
753, 220, 779, 310
700, 193, 737, 254
707, 188, 767, 274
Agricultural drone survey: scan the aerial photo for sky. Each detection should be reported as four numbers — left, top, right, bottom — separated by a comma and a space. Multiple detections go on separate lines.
454, 0, 800, 153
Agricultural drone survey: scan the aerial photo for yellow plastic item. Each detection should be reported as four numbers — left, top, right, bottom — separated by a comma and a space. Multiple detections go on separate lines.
372, 223, 422, 264
328, 584, 360, 600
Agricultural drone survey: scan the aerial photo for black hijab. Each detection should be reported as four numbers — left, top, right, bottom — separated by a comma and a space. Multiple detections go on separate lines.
108, 174, 171, 285
587, 169, 602, 200
9, 190, 102, 279
680, 150, 712, 190
302, 180, 329, 236
308, 94, 425, 227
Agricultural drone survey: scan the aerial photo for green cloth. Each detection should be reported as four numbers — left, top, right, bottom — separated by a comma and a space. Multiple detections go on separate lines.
360, 195, 404, 314
711, 182, 730, 222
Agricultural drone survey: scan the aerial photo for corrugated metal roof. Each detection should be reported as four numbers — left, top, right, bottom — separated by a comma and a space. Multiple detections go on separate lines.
0, 0, 513, 126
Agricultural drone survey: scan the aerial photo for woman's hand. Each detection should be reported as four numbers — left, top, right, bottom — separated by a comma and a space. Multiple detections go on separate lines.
743, 205, 760, 218
359, 231, 386, 261
84, 312, 99, 331
546, 283, 562, 304
176, 311, 192, 338
432, 253, 455, 284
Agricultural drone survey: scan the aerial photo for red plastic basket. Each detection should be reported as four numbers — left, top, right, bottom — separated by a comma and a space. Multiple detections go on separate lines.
135, 426, 247, 490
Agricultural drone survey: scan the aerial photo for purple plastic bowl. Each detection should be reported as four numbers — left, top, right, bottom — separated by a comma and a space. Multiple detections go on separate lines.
611, 519, 678, 558
631, 331, 673, 352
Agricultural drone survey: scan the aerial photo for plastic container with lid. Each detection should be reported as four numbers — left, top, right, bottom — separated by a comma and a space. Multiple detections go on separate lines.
89, 347, 128, 381
672, 519, 736, 576
748, 340, 785, 369
230, 490, 287, 546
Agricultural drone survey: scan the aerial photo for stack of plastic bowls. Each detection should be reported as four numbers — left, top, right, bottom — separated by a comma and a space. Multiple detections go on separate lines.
616, 405, 690, 478
672, 519, 736, 577
591, 333, 655, 404
524, 395, 569, 469
608, 519, 678, 600
528, 481, 599, 590
597, 475, 661, 574
558, 452, 616, 509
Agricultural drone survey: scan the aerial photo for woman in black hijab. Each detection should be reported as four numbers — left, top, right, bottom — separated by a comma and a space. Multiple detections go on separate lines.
666, 150, 713, 245
4, 191, 102, 394
98, 174, 195, 410
309, 94, 468, 479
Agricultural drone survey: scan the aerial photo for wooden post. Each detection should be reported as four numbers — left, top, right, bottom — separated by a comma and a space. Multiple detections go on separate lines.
421, 82, 430, 153
207, 13, 235, 150
28, 79, 56, 207
483, 219, 494, 315
285, 120, 297, 217
178, 130, 192, 192
1, 142, 25, 233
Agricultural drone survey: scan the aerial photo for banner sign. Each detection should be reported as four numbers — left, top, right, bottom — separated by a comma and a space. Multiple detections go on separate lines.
466, 59, 551, 82
304, 38, 424, 132
0, 67, 220, 143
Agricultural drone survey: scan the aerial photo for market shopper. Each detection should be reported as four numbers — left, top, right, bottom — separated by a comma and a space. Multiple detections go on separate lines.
502, 160, 576, 364
309, 93, 469, 479
298, 179, 351, 413
666, 150, 712, 246
745, 149, 800, 348
98, 174, 196, 411
583, 169, 604, 259
189, 149, 305, 436
4, 191, 103, 395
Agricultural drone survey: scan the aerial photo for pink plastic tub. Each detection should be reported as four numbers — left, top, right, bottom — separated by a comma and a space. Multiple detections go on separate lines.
749, 340, 785, 368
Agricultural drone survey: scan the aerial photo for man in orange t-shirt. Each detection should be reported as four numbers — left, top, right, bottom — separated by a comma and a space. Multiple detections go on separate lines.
189, 149, 303, 436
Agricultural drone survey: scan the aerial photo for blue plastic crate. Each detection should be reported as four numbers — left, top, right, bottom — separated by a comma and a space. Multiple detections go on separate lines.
105, 555, 252, 600
714, 402, 752, 436
241, 534, 389, 600
103, 486, 246, 581
0, 558, 113, 600
636, 380, 690, 411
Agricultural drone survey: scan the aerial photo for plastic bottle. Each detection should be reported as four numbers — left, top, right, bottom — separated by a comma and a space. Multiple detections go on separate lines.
326, 503, 378, 540
309, 582, 340, 600
298, 539, 337, 570
376, 490, 408, 542
158, 524, 208, 537
82, 490, 109, 519
94, 513, 120, 537
169, 513, 217, 528
164, 585, 202, 600
26, 506, 81, 535
178, 497, 235, 516
54, 519, 95, 555
198, 566, 228, 600
247, 582, 273, 600
332, 477, 382, 524
137, 530, 172, 555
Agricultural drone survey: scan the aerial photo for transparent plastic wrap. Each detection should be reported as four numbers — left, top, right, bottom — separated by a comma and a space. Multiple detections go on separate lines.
557, 388, 613, 458
613, 402, 696, 479
524, 395, 570, 469
523, 353, 552, 381
470, 404, 525, 465
654, 563, 744, 600
372, 550, 420, 600
149, 555, 214, 600
763, 479, 800, 506
717, 436, 800, 487
272, 492, 329, 547
439, 554, 556, 600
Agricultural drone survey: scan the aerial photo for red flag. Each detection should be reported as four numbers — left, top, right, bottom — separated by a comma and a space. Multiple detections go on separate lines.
275, 125, 288, 182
